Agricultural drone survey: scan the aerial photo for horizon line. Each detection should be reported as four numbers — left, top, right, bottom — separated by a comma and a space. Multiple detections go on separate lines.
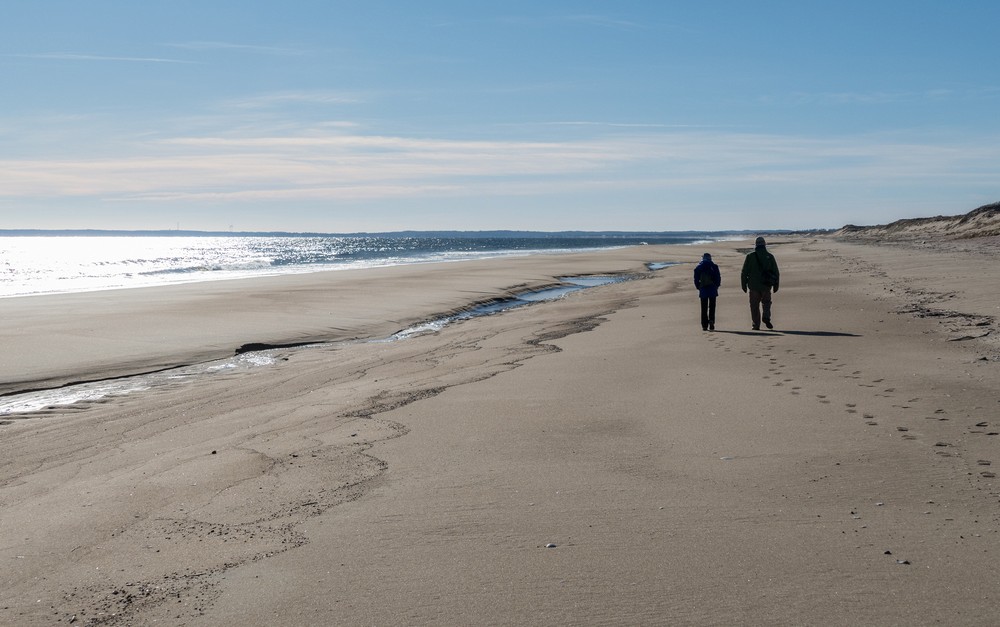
0, 227, 812, 238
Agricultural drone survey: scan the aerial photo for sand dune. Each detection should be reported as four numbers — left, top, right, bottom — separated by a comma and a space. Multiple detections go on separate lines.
835, 201, 1000, 241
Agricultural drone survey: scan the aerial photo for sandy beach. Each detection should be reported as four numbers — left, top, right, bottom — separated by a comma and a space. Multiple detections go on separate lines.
1, 236, 998, 625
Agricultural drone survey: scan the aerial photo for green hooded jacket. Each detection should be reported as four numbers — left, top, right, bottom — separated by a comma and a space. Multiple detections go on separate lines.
741, 246, 780, 292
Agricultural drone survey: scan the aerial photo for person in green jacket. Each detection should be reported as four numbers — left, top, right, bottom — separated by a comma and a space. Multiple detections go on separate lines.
740, 236, 780, 330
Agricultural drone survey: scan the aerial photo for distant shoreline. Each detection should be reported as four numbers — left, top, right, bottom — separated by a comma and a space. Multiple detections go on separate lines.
0, 228, 800, 239
0, 232, 719, 299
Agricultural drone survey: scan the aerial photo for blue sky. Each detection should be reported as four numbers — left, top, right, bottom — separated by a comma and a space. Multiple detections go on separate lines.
2, 1, 998, 232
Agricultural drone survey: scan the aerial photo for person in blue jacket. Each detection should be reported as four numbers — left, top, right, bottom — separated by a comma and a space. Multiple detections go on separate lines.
693, 252, 721, 331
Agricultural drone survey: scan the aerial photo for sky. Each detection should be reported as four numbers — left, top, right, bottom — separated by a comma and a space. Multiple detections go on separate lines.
2, 0, 999, 233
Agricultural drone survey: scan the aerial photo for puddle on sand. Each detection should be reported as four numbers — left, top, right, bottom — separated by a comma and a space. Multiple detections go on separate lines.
0, 351, 283, 417
386, 274, 633, 340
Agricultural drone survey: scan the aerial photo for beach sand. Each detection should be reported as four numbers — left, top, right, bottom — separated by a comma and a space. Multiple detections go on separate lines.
1, 237, 998, 625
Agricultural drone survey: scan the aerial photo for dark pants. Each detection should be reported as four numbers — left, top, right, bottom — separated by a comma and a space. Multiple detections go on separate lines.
700, 297, 716, 330
748, 289, 772, 328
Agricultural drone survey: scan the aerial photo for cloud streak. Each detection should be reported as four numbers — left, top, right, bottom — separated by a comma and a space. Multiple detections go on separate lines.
9, 53, 197, 64
762, 86, 1000, 107
562, 14, 644, 30
165, 41, 306, 56
2, 130, 997, 208
222, 91, 365, 109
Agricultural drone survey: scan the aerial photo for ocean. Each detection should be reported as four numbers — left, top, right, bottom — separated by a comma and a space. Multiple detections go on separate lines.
0, 233, 714, 298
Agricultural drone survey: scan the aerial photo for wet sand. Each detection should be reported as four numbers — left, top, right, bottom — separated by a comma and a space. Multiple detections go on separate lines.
1, 237, 998, 625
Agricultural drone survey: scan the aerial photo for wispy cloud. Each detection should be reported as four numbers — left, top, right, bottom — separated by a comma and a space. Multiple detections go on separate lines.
436, 13, 644, 31
538, 121, 731, 129
792, 91, 916, 105
563, 14, 644, 30
2, 129, 998, 207
223, 90, 365, 109
767, 87, 1000, 107
9, 52, 197, 64
166, 41, 306, 56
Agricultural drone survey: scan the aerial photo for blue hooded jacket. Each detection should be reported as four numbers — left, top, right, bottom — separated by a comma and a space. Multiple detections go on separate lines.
693, 255, 721, 299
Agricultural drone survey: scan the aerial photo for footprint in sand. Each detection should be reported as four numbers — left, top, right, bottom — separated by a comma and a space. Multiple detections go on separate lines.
896, 426, 917, 439
971, 421, 993, 435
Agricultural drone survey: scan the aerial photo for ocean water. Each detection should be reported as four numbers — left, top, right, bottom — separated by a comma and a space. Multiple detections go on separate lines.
0, 234, 706, 298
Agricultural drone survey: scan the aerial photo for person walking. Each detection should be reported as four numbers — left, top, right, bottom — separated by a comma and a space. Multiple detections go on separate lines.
740, 236, 780, 330
693, 252, 721, 331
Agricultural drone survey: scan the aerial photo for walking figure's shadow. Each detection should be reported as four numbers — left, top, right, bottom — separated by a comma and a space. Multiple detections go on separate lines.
715, 329, 861, 337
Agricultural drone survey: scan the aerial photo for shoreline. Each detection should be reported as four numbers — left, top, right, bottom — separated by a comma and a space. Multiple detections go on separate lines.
0, 232, 718, 300
0, 247, 615, 301
0, 273, 639, 415
2, 236, 999, 625
0, 246, 676, 397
